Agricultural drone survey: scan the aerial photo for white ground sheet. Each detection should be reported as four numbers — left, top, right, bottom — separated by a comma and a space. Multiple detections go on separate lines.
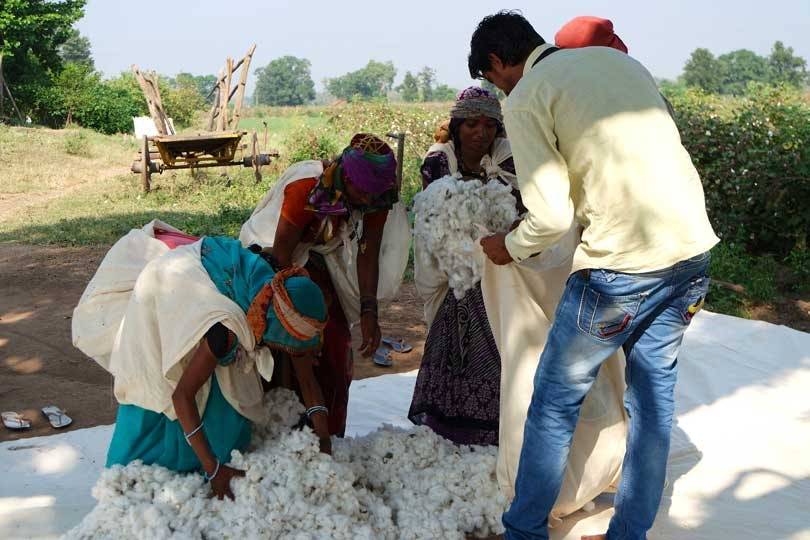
2, 311, 809, 539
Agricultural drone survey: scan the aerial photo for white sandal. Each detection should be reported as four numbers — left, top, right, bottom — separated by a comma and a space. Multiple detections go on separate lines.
2, 411, 32, 430
41, 405, 72, 429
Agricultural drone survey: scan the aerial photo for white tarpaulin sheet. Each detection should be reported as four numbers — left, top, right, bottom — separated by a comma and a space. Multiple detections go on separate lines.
2, 311, 809, 539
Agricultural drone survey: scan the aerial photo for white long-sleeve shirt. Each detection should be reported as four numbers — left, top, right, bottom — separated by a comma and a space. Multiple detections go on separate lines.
504, 44, 719, 273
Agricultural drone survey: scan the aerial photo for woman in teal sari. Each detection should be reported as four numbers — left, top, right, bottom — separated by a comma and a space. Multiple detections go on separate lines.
104, 236, 328, 500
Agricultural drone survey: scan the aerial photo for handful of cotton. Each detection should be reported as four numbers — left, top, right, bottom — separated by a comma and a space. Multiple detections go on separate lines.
413, 175, 517, 298
65, 389, 506, 540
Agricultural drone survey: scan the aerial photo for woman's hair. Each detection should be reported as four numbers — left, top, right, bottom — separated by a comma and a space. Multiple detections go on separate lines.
468, 10, 545, 79
448, 117, 505, 174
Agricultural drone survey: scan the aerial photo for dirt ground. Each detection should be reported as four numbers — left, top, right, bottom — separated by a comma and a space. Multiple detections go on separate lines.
0, 243, 427, 442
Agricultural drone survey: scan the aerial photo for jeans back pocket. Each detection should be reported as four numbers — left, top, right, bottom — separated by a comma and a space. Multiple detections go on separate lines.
576, 283, 643, 341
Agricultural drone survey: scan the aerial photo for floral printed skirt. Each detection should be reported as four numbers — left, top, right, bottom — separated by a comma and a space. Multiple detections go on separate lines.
408, 284, 500, 446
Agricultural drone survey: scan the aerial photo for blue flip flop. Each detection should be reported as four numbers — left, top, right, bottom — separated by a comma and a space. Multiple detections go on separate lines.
373, 348, 394, 367
382, 337, 413, 354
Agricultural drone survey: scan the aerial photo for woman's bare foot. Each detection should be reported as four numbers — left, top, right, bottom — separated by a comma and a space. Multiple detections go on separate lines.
581, 535, 607, 540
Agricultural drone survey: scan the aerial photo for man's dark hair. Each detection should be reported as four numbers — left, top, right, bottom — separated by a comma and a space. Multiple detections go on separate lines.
468, 10, 545, 79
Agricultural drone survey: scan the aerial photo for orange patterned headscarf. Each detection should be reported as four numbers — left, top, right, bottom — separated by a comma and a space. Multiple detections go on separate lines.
246, 267, 327, 346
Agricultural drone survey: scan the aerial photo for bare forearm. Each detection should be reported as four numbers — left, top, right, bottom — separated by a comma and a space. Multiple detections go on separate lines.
173, 392, 217, 472
291, 355, 330, 440
172, 339, 220, 474
357, 248, 380, 300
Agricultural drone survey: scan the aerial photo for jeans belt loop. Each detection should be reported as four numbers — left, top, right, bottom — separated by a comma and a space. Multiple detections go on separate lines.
581, 269, 591, 282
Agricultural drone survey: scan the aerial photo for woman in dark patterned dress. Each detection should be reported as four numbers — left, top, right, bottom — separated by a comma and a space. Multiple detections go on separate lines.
408, 87, 521, 446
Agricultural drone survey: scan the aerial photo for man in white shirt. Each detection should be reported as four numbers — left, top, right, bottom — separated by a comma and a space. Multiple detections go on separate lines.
469, 11, 718, 540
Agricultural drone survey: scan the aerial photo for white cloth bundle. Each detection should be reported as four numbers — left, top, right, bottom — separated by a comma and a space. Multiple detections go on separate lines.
71, 221, 275, 423
480, 231, 629, 519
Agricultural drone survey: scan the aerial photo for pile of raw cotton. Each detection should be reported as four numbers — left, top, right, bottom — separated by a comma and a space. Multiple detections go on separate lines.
64, 389, 507, 540
413, 175, 517, 298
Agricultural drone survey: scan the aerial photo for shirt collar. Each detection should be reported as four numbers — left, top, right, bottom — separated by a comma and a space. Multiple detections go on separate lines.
523, 43, 557, 76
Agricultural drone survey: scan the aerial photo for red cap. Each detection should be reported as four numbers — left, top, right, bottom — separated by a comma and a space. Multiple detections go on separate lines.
555, 16, 628, 53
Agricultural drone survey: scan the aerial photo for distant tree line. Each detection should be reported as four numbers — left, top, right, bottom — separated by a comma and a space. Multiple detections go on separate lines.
254, 58, 459, 106
668, 41, 808, 95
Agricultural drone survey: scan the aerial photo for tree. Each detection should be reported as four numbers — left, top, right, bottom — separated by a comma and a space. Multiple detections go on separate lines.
0, 0, 87, 112
682, 48, 723, 93
417, 66, 435, 102
397, 71, 419, 102
717, 49, 771, 95
768, 41, 808, 87
173, 72, 218, 104
59, 28, 93, 68
431, 84, 457, 102
54, 62, 98, 124
254, 56, 315, 106
326, 60, 396, 102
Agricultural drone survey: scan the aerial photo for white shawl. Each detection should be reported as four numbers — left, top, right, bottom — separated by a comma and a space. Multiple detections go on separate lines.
72, 221, 274, 424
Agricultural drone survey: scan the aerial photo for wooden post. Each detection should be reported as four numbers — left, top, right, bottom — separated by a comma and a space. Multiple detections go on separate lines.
141, 136, 151, 192
206, 68, 224, 131
387, 132, 406, 192
206, 86, 219, 130
218, 58, 233, 131
229, 44, 256, 130
132, 65, 173, 135
148, 71, 174, 135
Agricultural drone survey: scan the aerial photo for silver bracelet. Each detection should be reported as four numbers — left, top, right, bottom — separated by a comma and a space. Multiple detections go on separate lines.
305, 405, 329, 418
184, 421, 204, 444
203, 459, 221, 482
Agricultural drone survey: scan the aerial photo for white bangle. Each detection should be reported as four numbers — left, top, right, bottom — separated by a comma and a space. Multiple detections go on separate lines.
305, 405, 329, 418
184, 422, 204, 444
204, 460, 221, 482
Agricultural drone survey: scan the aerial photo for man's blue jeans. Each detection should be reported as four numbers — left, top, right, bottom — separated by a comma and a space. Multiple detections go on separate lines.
503, 252, 711, 540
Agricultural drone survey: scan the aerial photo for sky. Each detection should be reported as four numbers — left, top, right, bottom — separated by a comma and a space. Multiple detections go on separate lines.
76, 0, 810, 95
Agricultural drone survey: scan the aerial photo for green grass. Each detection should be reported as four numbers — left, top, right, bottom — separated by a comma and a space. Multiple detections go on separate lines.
705, 242, 784, 318
0, 168, 268, 245
0, 124, 135, 195
237, 113, 330, 152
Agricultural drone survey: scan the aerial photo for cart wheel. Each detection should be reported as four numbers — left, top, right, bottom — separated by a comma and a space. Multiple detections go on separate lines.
252, 131, 262, 183
141, 136, 151, 193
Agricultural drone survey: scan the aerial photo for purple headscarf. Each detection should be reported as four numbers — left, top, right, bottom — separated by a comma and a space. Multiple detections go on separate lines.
340, 133, 397, 195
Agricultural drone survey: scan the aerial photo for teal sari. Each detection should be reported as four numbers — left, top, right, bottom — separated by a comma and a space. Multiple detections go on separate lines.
106, 374, 251, 471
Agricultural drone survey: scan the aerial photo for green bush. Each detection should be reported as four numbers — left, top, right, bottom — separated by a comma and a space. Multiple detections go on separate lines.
283, 128, 340, 164
64, 130, 90, 156
666, 84, 810, 257
75, 82, 145, 134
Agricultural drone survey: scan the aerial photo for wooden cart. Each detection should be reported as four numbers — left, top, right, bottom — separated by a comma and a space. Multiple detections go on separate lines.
131, 130, 276, 191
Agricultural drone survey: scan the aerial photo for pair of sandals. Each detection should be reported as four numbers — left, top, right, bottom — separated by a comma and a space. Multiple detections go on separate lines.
2, 406, 73, 431
373, 337, 413, 367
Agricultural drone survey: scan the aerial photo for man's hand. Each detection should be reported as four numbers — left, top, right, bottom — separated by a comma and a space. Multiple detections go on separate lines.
480, 232, 514, 265
359, 311, 382, 358
209, 464, 245, 500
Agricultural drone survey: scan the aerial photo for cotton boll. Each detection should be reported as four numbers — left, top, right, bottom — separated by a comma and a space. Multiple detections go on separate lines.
415, 175, 517, 298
